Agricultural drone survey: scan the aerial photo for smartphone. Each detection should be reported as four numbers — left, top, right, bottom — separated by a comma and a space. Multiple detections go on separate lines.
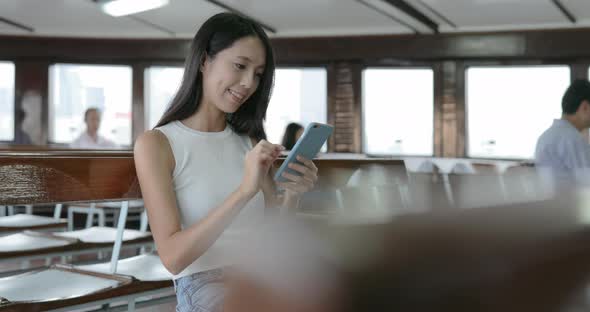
274, 122, 333, 182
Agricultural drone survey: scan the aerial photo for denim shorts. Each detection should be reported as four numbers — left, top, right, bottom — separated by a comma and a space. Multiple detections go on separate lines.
174, 268, 225, 312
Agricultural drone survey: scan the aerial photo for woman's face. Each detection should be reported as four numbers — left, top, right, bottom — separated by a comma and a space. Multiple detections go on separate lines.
85, 110, 101, 134
201, 36, 266, 114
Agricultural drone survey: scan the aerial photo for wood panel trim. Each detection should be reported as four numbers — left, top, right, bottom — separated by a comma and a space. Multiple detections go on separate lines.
327, 62, 363, 153
13, 61, 49, 145
0, 152, 141, 205
433, 62, 444, 157
455, 61, 466, 157
351, 63, 363, 153
132, 64, 146, 142
3, 28, 590, 62
571, 62, 590, 81
0, 150, 406, 206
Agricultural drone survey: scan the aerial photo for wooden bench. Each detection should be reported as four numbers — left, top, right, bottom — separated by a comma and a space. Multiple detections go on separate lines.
2, 150, 563, 311
224, 195, 590, 312
0, 150, 407, 311
0, 150, 171, 312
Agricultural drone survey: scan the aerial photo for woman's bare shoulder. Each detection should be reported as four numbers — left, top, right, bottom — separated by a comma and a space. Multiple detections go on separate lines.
134, 130, 174, 169
135, 130, 170, 152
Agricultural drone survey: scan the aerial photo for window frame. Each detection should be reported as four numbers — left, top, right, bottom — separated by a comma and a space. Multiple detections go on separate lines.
267, 64, 330, 150
144, 64, 185, 131
361, 63, 437, 157
463, 61, 573, 160
0, 61, 16, 144
47, 62, 134, 146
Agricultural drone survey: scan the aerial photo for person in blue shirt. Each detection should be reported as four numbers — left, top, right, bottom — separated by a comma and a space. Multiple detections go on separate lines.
535, 79, 590, 187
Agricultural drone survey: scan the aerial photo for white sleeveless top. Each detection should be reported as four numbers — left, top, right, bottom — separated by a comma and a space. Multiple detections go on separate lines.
156, 120, 265, 279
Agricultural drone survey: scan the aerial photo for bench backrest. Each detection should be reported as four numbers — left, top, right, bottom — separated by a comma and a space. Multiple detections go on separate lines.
0, 151, 140, 206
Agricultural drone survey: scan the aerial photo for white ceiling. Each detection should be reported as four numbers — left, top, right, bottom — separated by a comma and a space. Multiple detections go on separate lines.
424, 0, 590, 32
217, 0, 411, 36
562, 0, 590, 20
0, 0, 167, 37
134, 0, 224, 36
0, 0, 589, 38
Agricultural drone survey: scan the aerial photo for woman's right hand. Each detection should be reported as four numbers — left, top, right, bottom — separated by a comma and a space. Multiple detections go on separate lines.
239, 140, 284, 198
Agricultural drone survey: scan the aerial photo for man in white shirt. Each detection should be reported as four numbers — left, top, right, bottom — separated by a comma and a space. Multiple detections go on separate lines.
70, 108, 118, 149
535, 79, 590, 187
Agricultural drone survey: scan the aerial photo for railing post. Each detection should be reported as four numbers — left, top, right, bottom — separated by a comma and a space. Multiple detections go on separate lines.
110, 200, 129, 274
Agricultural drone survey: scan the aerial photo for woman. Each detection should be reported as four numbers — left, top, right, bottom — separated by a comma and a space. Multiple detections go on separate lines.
281, 122, 304, 150
134, 13, 319, 312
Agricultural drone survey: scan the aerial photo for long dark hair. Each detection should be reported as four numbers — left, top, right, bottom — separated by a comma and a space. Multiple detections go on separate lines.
281, 122, 303, 150
155, 13, 275, 141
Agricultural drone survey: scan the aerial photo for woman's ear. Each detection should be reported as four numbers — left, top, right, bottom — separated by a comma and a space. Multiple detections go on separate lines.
200, 54, 209, 73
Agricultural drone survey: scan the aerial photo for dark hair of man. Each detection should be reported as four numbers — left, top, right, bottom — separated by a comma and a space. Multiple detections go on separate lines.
155, 13, 275, 141
562, 79, 590, 115
15, 108, 26, 123
84, 107, 100, 121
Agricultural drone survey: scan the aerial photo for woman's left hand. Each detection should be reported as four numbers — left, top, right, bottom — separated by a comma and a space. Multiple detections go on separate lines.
277, 155, 318, 197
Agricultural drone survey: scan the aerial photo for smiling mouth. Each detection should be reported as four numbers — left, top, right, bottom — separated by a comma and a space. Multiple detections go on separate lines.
228, 89, 245, 103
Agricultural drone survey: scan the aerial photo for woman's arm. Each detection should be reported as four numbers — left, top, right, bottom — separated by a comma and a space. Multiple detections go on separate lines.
134, 131, 266, 275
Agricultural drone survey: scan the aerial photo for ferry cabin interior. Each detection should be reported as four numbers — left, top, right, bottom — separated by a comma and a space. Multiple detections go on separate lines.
2, 0, 590, 311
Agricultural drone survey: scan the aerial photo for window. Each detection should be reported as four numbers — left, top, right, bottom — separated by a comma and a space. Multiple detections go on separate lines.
466, 66, 570, 159
362, 68, 434, 156
145, 66, 184, 130
266, 68, 327, 150
49, 64, 132, 146
0, 62, 15, 142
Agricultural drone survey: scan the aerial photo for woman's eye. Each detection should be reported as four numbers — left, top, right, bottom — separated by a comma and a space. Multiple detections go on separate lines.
234, 63, 246, 70
255, 72, 263, 79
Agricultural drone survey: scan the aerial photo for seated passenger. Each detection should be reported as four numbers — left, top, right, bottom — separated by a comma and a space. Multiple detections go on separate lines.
70, 107, 117, 149
281, 122, 304, 150
14, 108, 32, 145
